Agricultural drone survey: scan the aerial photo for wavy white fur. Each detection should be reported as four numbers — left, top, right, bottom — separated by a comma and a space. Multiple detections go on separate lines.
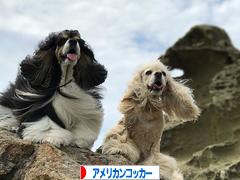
0, 105, 19, 131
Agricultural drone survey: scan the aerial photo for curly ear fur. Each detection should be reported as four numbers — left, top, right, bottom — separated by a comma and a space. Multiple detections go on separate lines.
162, 77, 200, 121
74, 39, 107, 89
118, 93, 138, 115
20, 33, 61, 90
118, 70, 143, 114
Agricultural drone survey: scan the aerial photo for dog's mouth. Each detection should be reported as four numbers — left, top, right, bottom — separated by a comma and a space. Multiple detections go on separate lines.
148, 80, 163, 91
66, 49, 78, 61
61, 49, 79, 62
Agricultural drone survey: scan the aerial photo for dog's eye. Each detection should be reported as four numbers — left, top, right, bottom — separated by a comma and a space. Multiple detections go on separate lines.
145, 70, 152, 75
57, 37, 67, 46
162, 71, 166, 76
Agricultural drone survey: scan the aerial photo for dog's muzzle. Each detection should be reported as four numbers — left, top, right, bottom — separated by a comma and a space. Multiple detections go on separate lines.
148, 72, 164, 91
62, 39, 80, 62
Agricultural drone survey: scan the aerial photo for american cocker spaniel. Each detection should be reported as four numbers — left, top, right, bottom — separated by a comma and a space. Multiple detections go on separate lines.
0, 30, 107, 148
102, 61, 200, 180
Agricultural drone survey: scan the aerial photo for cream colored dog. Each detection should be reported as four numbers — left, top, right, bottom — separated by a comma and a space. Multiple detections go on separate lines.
102, 61, 200, 180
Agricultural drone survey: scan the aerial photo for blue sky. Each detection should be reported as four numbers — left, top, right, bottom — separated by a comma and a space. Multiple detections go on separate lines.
0, 0, 240, 149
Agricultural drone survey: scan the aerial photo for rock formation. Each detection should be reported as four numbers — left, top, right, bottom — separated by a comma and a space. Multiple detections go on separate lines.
0, 129, 131, 180
161, 25, 240, 180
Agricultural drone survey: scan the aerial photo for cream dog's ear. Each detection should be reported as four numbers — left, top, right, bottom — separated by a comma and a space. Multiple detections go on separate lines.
162, 76, 200, 121
118, 71, 143, 114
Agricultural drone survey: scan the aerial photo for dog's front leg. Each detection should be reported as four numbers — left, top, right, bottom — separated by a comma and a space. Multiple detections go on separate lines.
71, 121, 100, 149
102, 122, 140, 163
21, 116, 73, 147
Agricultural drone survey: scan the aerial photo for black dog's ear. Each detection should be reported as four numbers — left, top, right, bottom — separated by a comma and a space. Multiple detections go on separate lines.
20, 33, 61, 90
74, 39, 107, 89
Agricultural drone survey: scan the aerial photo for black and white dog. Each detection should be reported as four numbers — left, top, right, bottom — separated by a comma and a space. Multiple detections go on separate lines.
0, 30, 107, 148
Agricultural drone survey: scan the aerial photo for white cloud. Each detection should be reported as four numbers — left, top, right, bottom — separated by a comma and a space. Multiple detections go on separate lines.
0, 0, 239, 150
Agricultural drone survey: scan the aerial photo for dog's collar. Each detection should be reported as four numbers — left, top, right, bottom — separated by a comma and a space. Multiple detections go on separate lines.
57, 79, 79, 99
40, 79, 72, 92
58, 79, 73, 88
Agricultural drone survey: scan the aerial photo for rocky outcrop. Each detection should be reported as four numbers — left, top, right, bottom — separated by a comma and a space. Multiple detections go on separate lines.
0, 129, 131, 180
160, 25, 240, 180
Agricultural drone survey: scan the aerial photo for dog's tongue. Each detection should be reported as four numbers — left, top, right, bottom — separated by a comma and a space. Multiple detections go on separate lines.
152, 83, 162, 90
67, 53, 78, 61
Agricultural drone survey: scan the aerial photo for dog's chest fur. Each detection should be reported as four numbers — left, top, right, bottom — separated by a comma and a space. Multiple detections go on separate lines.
51, 64, 103, 130
126, 111, 164, 160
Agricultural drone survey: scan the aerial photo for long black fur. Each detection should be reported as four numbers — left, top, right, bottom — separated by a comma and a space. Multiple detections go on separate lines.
0, 30, 107, 128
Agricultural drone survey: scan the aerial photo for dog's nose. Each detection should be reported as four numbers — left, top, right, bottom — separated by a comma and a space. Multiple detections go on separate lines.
155, 72, 162, 79
69, 39, 77, 47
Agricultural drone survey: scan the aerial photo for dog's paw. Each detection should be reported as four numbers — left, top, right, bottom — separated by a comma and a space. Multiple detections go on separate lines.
172, 170, 183, 180
0, 116, 19, 132
42, 136, 72, 147
23, 128, 73, 147
74, 138, 94, 149
42, 129, 73, 147
103, 146, 140, 163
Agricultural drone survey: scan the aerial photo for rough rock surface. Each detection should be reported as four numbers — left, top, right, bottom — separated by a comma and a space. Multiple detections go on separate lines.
161, 25, 240, 180
0, 129, 131, 180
